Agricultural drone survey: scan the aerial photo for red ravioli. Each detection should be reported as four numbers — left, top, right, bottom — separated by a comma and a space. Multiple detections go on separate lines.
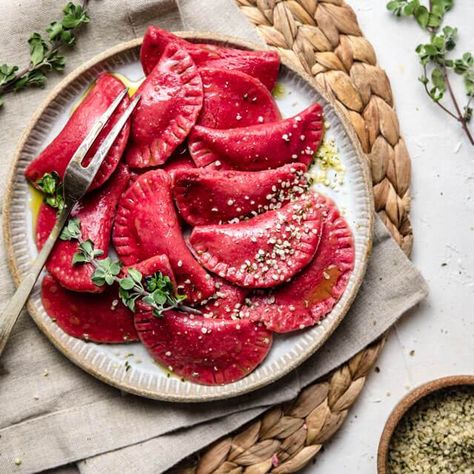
189, 193, 324, 288
41, 275, 137, 343
126, 43, 203, 169
188, 103, 323, 170
134, 310, 272, 385
140, 27, 279, 90
196, 68, 280, 129
245, 196, 354, 333
198, 278, 248, 319
112, 170, 214, 303
25, 73, 130, 191
172, 164, 308, 226
36, 165, 130, 293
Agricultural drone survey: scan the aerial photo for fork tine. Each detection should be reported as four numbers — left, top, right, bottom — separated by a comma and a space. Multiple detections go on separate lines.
67, 87, 129, 167
84, 93, 141, 176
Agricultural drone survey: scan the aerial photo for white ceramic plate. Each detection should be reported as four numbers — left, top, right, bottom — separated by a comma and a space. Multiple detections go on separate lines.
3, 33, 373, 402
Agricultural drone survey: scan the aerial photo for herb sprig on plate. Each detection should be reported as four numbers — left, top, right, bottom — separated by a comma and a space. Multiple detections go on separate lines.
387, 0, 474, 144
36, 172, 65, 211
0, 1, 90, 107
60, 217, 190, 318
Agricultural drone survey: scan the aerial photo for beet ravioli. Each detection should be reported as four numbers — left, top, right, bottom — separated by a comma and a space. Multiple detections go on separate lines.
33, 27, 356, 387
172, 164, 308, 226
140, 26, 279, 90
42, 275, 138, 343
135, 310, 272, 385
196, 278, 248, 319
25, 73, 131, 192
189, 193, 324, 288
188, 103, 323, 170
243, 196, 355, 333
126, 43, 203, 168
196, 68, 280, 129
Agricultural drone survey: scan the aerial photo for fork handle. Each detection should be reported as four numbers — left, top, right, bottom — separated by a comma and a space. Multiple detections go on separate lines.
0, 205, 72, 357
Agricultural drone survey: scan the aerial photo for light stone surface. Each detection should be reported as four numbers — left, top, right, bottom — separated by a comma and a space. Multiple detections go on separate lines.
305, 1, 474, 472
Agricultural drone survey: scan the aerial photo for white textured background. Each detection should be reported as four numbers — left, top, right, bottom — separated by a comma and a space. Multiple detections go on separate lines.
305, 1, 474, 472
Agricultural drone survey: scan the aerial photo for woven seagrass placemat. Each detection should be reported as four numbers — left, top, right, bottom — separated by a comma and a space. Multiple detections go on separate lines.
176, 0, 412, 471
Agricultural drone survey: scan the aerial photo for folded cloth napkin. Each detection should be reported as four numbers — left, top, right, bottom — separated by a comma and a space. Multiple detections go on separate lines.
0, 1, 428, 473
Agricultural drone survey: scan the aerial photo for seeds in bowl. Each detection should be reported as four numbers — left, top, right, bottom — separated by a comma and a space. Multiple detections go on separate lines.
388, 386, 474, 473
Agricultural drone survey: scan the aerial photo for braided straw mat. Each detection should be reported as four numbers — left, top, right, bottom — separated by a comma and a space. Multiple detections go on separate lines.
175, 0, 412, 471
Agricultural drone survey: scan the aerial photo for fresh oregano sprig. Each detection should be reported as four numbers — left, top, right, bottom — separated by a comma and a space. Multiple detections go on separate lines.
36, 172, 65, 211
387, 0, 453, 29
387, 0, 474, 145
0, 1, 90, 107
59, 217, 189, 318
116, 268, 186, 316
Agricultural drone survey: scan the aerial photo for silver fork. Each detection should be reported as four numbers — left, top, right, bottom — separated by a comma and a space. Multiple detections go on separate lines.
0, 88, 140, 357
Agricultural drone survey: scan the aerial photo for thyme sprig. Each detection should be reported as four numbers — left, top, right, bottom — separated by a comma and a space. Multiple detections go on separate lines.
0, 1, 90, 107
60, 217, 189, 318
387, 0, 474, 144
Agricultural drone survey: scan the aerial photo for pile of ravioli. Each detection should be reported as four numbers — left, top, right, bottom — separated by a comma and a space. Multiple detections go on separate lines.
26, 27, 355, 386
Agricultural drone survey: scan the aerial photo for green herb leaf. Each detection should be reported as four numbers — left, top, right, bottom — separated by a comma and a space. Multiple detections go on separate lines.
152, 290, 167, 305
453, 52, 473, 74
14, 69, 48, 90
47, 51, 66, 72
0, 2, 90, 106
403, 1, 419, 16
46, 21, 64, 42
61, 30, 75, 47
442, 26, 457, 51
119, 287, 138, 312
431, 0, 453, 17
105, 274, 115, 285
430, 66, 446, 101
28, 33, 48, 66
37, 172, 63, 208
79, 239, 93, 255
127, 268, 142, 284
109, 260, 122, 276
72, 252, 87, 265
414, 5, 429, 28
142, 295, 155, 306
465, 70, 474, 97
91, 274, 106, 286
60, 217, 82, 241
418, 74, 429, 85
464, 106, 473, 122
62, 2, 90, 30
90, 257, 120, 286
0, 64, 19, 86
119, 277, 135, 291
37, 172, 59, 195
145, 273, 172, 293
387, 0, 411, 16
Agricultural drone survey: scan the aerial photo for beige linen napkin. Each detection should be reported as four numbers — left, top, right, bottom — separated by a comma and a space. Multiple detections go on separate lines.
0, 1, 428, 473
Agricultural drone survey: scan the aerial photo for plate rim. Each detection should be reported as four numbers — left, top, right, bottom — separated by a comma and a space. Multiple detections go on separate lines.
2, 32, 374, 402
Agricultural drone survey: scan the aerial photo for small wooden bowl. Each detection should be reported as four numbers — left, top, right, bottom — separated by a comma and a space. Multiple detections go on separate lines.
377, 375, 474, 473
